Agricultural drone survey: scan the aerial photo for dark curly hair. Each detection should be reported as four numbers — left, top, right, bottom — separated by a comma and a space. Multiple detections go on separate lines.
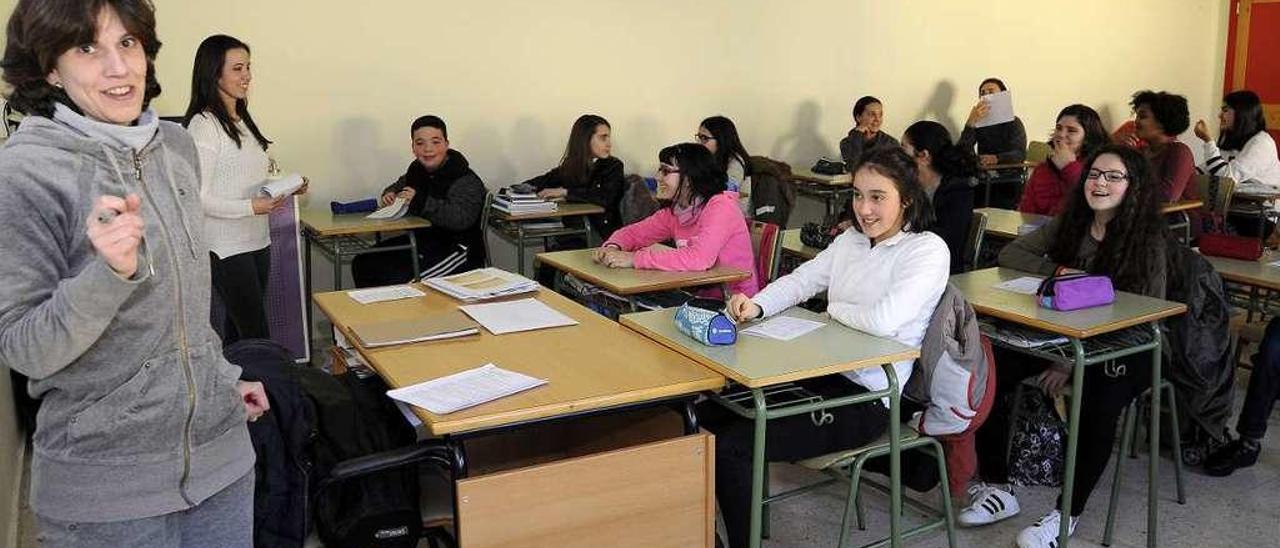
2, 0, 162, 118
1048, 144, 1168, 296
850, 146, 935, 234
1130, 90, 1189, 137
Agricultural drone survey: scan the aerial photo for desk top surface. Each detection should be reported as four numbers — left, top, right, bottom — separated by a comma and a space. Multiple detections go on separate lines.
620, 307, 918, 388
780, 229, 822, 261
791, 168, 853, 186
299, 208, 431, 237
984, 161, 1038, 171
1162, 200, 1204, 214
491, 201, 605, 221
978, 208, 1051, 239
313, 286, 725, 435
535, 248, 751, 295
1204, 251, 1280, 290
950, 267, 1186, 339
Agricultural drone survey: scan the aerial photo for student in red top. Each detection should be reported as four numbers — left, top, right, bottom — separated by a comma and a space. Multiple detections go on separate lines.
1123, 90, 1197, 202
1018, 105, 1110, 215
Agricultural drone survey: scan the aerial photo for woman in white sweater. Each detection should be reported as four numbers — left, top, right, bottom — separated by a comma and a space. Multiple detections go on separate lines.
1195, 90, 1280, 190
711, 147, 950, 548
184, 35, 304, 343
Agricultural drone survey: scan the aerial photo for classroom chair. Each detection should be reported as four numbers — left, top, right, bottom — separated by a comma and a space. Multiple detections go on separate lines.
479, 190, 495, 267
1026, 141, 1051, 165
964, 210, 988, 272
793, 428, 958, 548
749, 220, 784, 287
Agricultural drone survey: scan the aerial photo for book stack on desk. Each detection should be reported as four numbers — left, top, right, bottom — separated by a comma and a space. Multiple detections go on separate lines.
424, 267, 540, 302
493, 187, 558, 214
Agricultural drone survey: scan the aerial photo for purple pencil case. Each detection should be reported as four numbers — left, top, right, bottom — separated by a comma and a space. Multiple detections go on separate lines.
1036, 273, 1115, 311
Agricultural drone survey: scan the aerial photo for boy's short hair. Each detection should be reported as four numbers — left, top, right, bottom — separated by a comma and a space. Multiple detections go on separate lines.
411, 115, 447, 139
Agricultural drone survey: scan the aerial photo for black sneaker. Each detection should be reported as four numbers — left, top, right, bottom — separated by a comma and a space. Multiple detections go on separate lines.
1204, 439, 1261, 477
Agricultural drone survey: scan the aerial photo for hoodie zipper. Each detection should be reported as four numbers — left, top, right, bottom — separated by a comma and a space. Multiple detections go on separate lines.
134, 151, 198, 507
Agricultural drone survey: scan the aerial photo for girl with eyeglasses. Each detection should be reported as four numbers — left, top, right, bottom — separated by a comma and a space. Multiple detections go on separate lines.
961, 145, 1170, 548
1018, 105, 1111, 216
522, 114, 625, 240
594, 143, 758, 297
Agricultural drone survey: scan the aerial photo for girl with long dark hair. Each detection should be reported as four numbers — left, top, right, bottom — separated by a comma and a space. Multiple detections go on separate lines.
964, 145, 1169, 548
697, 115, 753, 214
1195, 90, 1280, 191
523, 114, 624, 238
902, 120, 979, 273
1019, 104, 1111, 215
183, 34, 305, 343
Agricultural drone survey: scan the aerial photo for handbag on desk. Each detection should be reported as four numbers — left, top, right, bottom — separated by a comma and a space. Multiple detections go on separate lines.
1199, 232, 1263, 261
811, 157, 846, 176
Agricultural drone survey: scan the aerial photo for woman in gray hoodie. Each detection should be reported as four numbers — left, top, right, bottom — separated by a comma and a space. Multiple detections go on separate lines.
0, 1, 264, 546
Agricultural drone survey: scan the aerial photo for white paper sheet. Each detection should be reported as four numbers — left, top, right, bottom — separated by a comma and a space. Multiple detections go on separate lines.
366, 197, 409, 220
386, 363, 548, 414
994, 276, 1044, 295
741, 315, 826, 341
346, 284, 425, 304
974, 90, 1016, 128
459, 298, 579, 335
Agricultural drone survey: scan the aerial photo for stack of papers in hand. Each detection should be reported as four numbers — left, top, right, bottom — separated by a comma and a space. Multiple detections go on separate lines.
459, 298, 578, 335
259, 173, 305, 199
424, 268, 539, 302
348, 310, 480, 348
386, 363, 548, 415
366, 197, 410, 220
493, 187, 557, 214
741, 315, 826, 341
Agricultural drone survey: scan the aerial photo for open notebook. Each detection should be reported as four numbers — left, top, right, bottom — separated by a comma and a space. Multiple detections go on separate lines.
348, 310, 479, 348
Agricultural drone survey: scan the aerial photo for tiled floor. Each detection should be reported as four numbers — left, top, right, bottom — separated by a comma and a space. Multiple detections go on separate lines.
16, 370, 1280, 548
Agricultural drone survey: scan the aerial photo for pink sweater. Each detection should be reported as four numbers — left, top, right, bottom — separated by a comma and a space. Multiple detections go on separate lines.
604, 191, 760, 297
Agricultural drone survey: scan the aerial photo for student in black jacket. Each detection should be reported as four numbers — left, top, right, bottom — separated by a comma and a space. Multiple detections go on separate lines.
522, 114, 625, 240
352, 115, 486, 287
902, 120, 979, 273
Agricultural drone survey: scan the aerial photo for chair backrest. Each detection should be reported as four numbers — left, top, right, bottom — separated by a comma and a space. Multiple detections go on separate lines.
620, 174, 661, 226
1195, 174, 1237, 215
964, 210, 988, 271
1026, 141, 1051, 165
479, 190, 494, 267
749, 220, 783, 287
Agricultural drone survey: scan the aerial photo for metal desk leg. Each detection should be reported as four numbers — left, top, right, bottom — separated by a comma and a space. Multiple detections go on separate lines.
983, 178, 992, 208
516, 222, 527, 277
408, 231, 421, 281
1147, 324, 1162, 548
332, 238, 344, 291
749, 389, 768, 548
1058, 338, 1087, 548
885, 364, 903, 548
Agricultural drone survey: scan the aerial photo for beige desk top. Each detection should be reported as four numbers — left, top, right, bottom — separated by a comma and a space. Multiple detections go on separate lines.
950, 267, 1186, 339
491, 202, 605, 221
620, 307, 918, 389
985, 161, 1037, 171
780, 229, 822, 261
300, 207, 431, 237
790, 169, 853, 186
535, 248, 751, 296
1162, 200, 1204, 214
1204, 251, 1280, 291
313, 286, 725, 435
978, 207, 1051, 240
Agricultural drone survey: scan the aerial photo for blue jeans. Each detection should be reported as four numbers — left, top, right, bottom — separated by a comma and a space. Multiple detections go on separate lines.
36, 472, 253, 548
1239, 317, 1280, 440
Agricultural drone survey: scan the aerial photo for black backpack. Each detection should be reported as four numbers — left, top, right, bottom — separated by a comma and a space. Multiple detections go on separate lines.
301, 370, 423, 548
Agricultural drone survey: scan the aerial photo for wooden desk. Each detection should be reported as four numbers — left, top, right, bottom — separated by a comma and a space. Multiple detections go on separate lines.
535, 248, 750, 308
977, 162, 1036, 208
780, 228, 821, 262
314, 286, 725, 547
977, 207, 1050, 240
790, 168, 853, 186
488, 202, 605, 277
951, 267, 1185, 548
622, 307, 918, 548
299, 207, 431, 342
789, 170, 854, 221
1203, 251, 1280, 320
1162, 199, 1203, 214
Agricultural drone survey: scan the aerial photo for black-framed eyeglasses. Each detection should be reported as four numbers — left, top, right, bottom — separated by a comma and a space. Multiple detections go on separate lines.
657, 165, 681, 176
694, 133, 715, 144
1086, 169, 1128, 183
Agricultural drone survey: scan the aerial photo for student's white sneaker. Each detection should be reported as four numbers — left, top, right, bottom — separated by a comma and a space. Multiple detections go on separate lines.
1015, 510, 1078, 548
957, 483, 1020, 526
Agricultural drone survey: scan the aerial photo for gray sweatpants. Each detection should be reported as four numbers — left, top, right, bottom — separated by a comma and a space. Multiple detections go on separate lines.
36, 472, 254, 548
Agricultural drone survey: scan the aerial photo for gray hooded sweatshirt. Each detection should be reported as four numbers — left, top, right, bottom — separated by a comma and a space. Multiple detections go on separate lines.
0, 109, 254, 522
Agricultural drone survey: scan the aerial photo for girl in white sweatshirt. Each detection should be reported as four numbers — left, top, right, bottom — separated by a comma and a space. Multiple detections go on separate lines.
707, 147, 949, 548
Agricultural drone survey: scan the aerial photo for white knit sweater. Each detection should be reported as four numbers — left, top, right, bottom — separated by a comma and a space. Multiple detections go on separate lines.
187, 112, 271, 259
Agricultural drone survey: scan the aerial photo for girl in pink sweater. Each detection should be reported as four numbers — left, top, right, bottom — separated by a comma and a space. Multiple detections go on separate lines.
595, 143, 760, 296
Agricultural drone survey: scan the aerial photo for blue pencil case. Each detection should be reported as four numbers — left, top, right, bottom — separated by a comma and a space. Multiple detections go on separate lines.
674, 301, 737, 346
